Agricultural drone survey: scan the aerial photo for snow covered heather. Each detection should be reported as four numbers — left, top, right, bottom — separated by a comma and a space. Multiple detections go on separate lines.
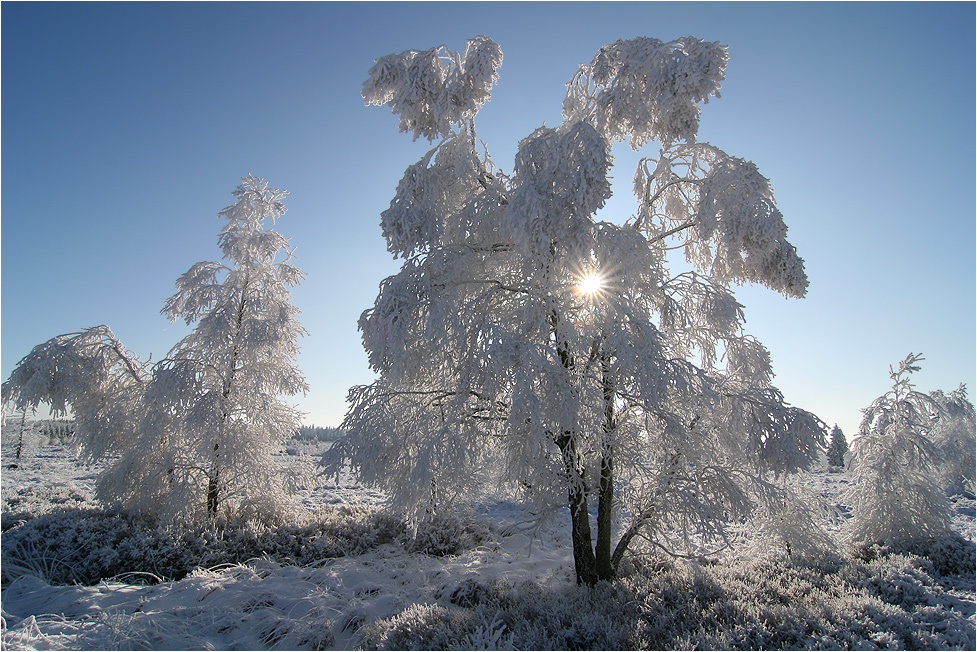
2, 428, 975, 650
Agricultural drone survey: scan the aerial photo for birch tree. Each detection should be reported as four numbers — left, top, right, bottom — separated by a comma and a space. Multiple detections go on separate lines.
328, 36, 824, 584
4, 175, 308, 527
99, 175, 309, 525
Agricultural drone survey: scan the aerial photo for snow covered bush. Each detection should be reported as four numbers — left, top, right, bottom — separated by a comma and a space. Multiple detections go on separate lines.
2, 175, 308, 528
360, 552, 975, 650
928, 385, 976, 494
1, 510, 183, 585
329, 35, 825, 584
361, 580, 634, 651
1, 481, 95, 532
0, 503, 493, 587
844, 354, 954, 549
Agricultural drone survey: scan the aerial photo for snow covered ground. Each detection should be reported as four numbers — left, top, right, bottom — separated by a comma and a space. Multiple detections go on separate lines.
2, 428, 974, 650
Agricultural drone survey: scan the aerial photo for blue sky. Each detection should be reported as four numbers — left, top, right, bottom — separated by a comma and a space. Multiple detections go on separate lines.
3, 2, 974, 437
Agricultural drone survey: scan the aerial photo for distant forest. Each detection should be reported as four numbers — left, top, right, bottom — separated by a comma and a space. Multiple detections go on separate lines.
3, 417, 341, 444
294, 424, 343, 442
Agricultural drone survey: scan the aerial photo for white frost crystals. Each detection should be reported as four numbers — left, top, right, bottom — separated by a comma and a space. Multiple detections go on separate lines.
563, 36, 728, 148
3, 175, 308, 528
332, 35, 826, 585
634, 143, 808, 298
1, 326, 149, 462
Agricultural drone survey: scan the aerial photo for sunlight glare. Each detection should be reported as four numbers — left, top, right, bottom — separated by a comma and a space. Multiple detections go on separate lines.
577, 272, 603, 296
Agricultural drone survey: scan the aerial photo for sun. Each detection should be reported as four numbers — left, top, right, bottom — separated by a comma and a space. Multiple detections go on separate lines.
576, 272, 604, 296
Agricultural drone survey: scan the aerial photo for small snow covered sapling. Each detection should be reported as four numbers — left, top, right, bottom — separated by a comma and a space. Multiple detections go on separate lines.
844, 354, 952, 548
928, 385, 975, 494
332, 36, 824, 585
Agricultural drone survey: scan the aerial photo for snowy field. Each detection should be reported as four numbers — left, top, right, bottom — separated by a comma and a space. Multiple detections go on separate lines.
1, 427, 974, 650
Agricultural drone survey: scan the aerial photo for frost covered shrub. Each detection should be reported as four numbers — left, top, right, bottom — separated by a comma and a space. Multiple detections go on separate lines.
0, 482, 95, 532
1, 510, 182, 585
361, 552, 975, 650
641, 553, 975, 650
363, 580, 633, 651
845, 354, 953, 548
360, 604, 481, 651
405, 512, 494, 556
1, 506, 494, 586
928, 532, 977, 577
856, 532, 976, 579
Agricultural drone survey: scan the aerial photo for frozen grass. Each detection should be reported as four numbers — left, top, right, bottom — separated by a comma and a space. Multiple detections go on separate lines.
362, 550, 976, 650
2, 434, 975, 650
0, 507, 493, 586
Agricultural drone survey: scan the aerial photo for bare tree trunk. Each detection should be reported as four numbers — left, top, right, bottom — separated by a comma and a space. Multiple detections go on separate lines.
595, 446, 614, 580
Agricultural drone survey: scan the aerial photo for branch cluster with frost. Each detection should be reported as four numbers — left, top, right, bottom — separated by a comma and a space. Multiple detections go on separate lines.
564, 36, 728, 148
3, 175, 308, 528
363, 36, 502, 142
634, 143, 808, 297
2, 326, 148, 461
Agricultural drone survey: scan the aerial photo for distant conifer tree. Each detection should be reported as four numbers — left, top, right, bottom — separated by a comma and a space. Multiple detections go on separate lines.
826, 424, 849, 468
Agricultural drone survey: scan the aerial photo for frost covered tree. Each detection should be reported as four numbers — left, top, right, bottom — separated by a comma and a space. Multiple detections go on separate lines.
99, 175, 309, 525
3, 175, 308, 527
329, 36, 824, 584
843, 354, 952, 548
826, 424, 848, 469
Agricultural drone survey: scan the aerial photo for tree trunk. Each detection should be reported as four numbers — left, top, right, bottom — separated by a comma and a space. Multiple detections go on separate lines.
595, 352, 616, 581
595, 446, 614, 580
207, 467, 220, 516
559, 433, 597, 585
16, 406, 27, 461
208, 274, 247, 519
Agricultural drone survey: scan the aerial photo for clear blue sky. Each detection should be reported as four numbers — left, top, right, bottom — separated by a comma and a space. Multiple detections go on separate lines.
3, 2, 974, 438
